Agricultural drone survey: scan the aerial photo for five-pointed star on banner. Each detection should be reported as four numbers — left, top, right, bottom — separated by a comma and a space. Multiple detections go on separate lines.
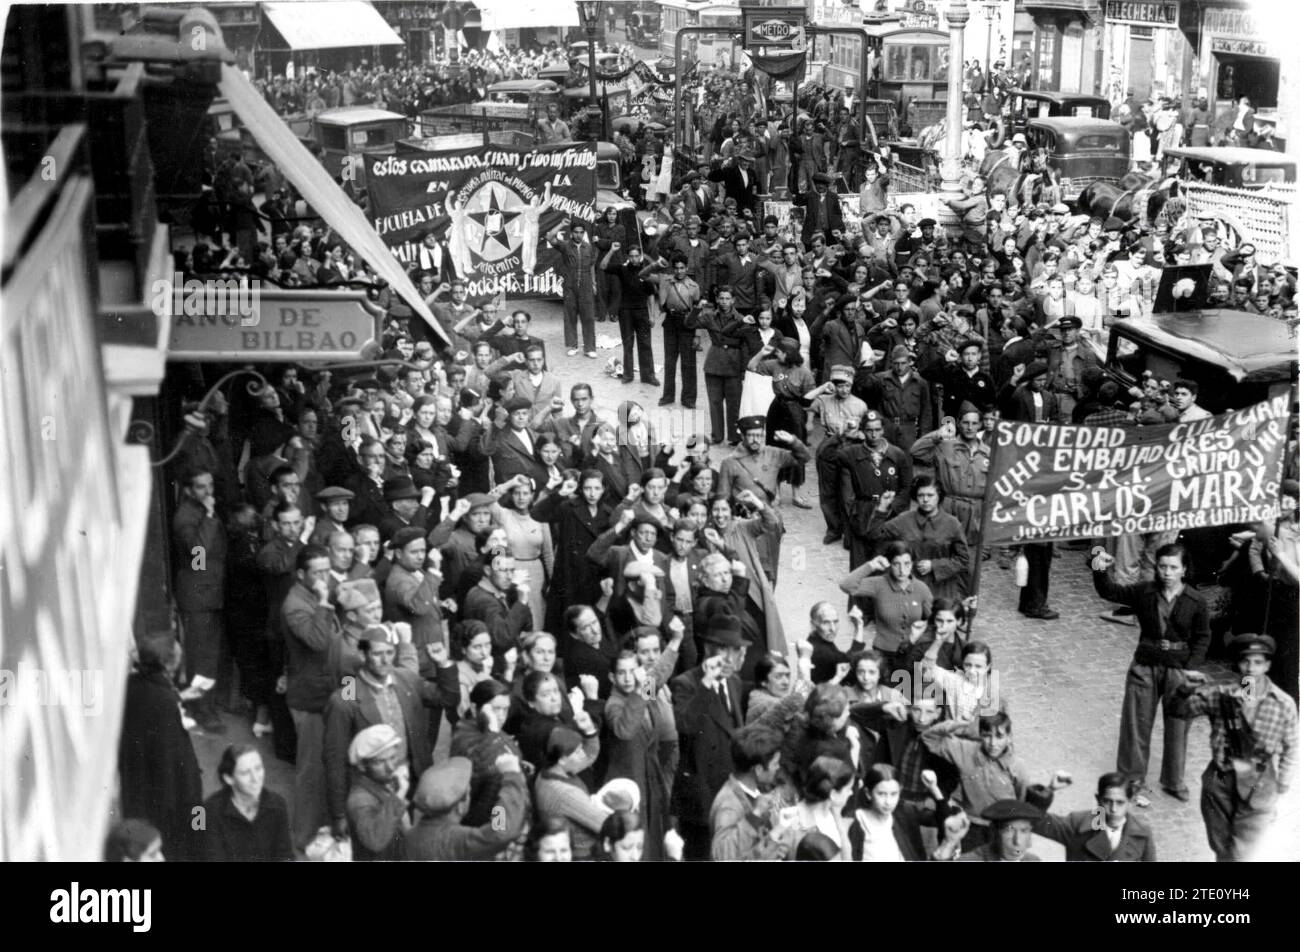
465, 183, 524, 258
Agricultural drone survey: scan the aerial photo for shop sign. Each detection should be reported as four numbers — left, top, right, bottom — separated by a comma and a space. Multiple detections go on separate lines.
1103, 2, 1179, 28
1202, 7, 1265, 40
1210, 37, 1276, 58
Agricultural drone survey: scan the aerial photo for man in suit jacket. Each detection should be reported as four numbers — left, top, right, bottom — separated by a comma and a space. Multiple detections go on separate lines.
321, 625, 459, 839
587, 508, 673, 603
502, 343, 565, 428
481, 396, 542, 486
711, 234, 770, 314
793, 173, 845, 248
672, 613, 749, 860
172, 469, 227, 731
462, 550, 533, 670
677, 170, 714, 221
707, 149, 760, 218
1026, 772, 1157, 861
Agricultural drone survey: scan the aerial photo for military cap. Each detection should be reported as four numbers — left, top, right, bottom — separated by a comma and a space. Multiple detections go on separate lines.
918, 218, 938, 229
1058, 315, 1083, 330
316, 486, 355, 502
828, 364, 854, 383
358, 623, 398, 647
737, 415, 768, 433
1230, 634, 1275, 658
958, 401, 981, 418
982, 799, 1044, 824
337, 578, 382, 612
463, 492, 495, 512
890, 344, 912, 361
413, 757, 474, 814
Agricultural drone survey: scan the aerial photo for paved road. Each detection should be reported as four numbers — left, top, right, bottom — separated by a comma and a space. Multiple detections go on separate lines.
194, 298, 1300, 861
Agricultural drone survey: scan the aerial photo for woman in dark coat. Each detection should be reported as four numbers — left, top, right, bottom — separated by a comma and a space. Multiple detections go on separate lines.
594, 205, 626, 322
117, 632, 203, 862
602, 651, 678, 860
530, 467, 613, 634
199, 745, 293, 862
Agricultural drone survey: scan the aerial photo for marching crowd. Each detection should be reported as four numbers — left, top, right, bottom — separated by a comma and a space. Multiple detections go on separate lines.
118, 45, 1299, 865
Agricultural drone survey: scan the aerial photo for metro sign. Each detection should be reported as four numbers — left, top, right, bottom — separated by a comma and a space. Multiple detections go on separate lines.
742, 5, 807, 48
752, 19, 800, 42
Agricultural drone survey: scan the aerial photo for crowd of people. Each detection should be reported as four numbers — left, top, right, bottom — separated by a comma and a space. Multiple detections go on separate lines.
115, 38, 1299, 864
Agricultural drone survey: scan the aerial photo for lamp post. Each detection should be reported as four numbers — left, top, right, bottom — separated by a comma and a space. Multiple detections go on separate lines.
939, 0, 970, 197
981, 0, 1000, 74
576, 1, 602, 141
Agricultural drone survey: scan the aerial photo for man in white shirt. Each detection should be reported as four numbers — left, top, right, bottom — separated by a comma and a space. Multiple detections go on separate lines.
1170, 378, 1212, 421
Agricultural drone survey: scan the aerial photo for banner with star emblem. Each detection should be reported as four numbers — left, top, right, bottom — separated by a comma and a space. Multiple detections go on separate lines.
365, 142, 598, 301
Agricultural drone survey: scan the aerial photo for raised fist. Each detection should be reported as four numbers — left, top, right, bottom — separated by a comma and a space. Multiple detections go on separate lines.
1090, 549, 1115, 573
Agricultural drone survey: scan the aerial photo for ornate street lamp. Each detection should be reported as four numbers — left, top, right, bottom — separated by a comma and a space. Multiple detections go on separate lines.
981, 0, 1001, 74
576, 1, 603, 140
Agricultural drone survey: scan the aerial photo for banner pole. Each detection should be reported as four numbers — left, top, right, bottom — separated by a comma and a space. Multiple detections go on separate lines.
966, 423, 1004, 638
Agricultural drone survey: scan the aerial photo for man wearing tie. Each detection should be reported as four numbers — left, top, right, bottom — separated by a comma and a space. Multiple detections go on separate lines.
793, 173, 844, 249
670, 613, 749, 859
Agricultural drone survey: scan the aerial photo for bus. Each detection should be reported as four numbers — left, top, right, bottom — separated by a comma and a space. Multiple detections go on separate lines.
872, 27, 950, 135
657, 0, 741, 69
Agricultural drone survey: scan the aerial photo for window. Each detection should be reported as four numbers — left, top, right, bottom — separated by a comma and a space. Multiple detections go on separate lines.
598, 160, 620, 189
1075, 134, 1122, 152
320, 126, 347, 150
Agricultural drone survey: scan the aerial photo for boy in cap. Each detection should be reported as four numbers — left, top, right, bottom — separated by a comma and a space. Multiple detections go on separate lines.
310, 486, 355, 546
345, 723, 410, 861
405, 753, 530, 860
1172, 634, 1297, 861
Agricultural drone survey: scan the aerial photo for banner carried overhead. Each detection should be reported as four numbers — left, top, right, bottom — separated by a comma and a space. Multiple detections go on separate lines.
365, 143, 598, 300
983, 396, 1291, 545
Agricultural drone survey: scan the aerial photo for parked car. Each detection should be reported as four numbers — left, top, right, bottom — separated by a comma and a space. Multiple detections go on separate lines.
1158, 146, 1297, 189
996, 89, 1112, 145
303, 106, 410, 183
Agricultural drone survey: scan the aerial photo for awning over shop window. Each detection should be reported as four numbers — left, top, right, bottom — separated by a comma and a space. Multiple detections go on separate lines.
475, 1, 579, 33
1021, 0, 1102, 22
262, 2, 404, 51
218, 63, 449, 347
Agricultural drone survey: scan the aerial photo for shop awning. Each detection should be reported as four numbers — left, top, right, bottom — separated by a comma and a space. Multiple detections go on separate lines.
218, 63, 449, 347
475, 0, 579, 33
261, 2, 404, 51
1021, 0, 1102, 21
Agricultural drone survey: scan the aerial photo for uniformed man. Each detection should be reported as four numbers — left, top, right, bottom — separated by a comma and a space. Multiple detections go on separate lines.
807, 365, 869, 545
1045, 315, 1100, 421
910, 402, 992, 556
310, 486, 356, 546
1172, 634, 1298, 862
717, 415, 812, 506
837, 409, 912, 568
860, 344, 933, 456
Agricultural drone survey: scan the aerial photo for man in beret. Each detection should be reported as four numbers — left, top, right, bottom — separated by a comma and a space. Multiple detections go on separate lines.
836, 408, 912, 567
322, 621, 458, 841
1172, 634, 1297, 861
405, 752, 529, 860
718, 414, 812, 507
588, 506, 673, 605
344, 724, 411, 861
482, 394, 543, 486
671, 612, 750, 859
954, 799, 1046, 861
310, 486, 355, 546
642, 253, 701, 409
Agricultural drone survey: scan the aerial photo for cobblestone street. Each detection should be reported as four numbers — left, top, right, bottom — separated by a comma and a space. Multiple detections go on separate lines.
196, 300, 1299, 861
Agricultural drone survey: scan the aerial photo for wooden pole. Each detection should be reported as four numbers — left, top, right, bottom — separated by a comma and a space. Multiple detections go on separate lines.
965, 424, 1004, 639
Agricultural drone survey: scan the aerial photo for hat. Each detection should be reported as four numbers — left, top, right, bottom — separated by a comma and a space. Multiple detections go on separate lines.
597, 778, 641, 812
503, 395, 533, 413
862, 409, 883, 425
391, 525, 426, 551
347, 724, 403, 767
1022, 359, 1049, 381
812, 172, 834, 185
737, 415, 767, 433
359, 623, 398, 647
464, 492, 495, 512
623, 561, 665, 580
956, 337, 983, 353
681, 170, 699, 184
829, 364, 854, 383
735, 147, 755, 162
704, 612, 749, 648
1058, 315, 1082, 330
413, 757, 473, 814
1104, 216, 1125, 232
1051, 202, 1069, 214
1229, 634, 1275, 658
316, 486, 355, 502
918, 218, 937, 229
1010, 133, 1028, 146
982, 799, 1043, 824
384, 476, 421, 501
336, 578, 381, 612
890, 344, 912, 361
957, 400, 981, 418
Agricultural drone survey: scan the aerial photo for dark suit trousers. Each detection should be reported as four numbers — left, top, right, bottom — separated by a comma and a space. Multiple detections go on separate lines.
816, 437, 844, 536
563, 277, 596, 350
1117, 662, 1188, 792
662, 326, 698, 405
619, 308, 655, 380
705, 373, 741, 443
1200, 763, 1274, 861
181, 609, 222, 716
1017, 541, 1053, 612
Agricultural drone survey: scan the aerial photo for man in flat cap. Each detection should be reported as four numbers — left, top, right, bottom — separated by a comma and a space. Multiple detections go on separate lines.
405, 752, 530, 861
807, 365, 870, 546
322, 621, 458, 842
344, 724, 410, 861
718, 414, 812, 508
1172, 634, 1297, 861
309, 486, 355, 546
671, 612, 751, 859
859, 344, 933, 456
793, 172, 843, 250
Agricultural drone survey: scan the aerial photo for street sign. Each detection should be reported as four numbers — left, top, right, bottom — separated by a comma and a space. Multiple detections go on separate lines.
167, 287, 381, 362
742, 5, 806, 49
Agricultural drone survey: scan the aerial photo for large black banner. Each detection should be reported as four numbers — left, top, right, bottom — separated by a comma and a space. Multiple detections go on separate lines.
366, 143, 597, 299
